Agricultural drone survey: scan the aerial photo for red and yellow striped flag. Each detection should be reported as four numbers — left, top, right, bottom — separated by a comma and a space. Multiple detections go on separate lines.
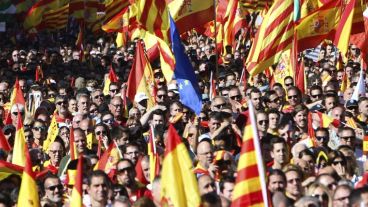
148, 126, 160, 184
17, 146, 40, 207
0, 160, 23, 181
12, 111, 26, 167
295, 0, 342, 52
246, 0, 294, 76
161, 124, 200, 207
126, 41, 156, 109
70, 127, 78, 160
223, 0, 239, 51
0, 126, 11, 151
70, 155, 83, 207
231, 101, 269, 206
316, 111, 340, 128
94, 142, 121, 176
103, 0, 130, 25
69, 0, 100, 22
333, 0, 356, 58
39, 4, 69, 31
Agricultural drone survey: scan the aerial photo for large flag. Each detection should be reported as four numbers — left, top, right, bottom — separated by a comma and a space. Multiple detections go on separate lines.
232, 101, 269, 206
246, 0, 294, 76
170, 16, 202, 115
0, 160, 23, 181
70, 156, 83, 207
17, 146, 40, 207
12, 111, 26, 167
295, 0, 342, 52
103, 0, 130, 24
126, 41, 156, 109
38, 3, 69, 31
102, 66, 119, 96
23, 0, 68, 32
333, 0, 356, 58
168, 0, 214, 34
101, 6, 129, 33
161, 125, 200, 207
223, 0, 240, 50
69, 0, 101, 23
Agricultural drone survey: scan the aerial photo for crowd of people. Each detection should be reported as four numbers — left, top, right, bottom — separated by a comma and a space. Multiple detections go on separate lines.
0, 10, 368, 207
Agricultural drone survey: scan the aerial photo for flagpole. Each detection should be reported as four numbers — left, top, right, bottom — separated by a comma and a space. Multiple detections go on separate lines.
214, 0, 218, 75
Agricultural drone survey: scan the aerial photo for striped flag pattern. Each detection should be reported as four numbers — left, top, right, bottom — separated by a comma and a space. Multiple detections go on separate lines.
148, 126, 160, 184
70, 155, 83, 207
246, 0, 294, 76
12, 111, 26, 167
232, 101, 269, 206
0, 160, 23, 181
39, 4, 69, 30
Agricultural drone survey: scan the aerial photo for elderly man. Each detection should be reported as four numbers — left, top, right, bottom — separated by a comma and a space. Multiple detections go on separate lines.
109, 96, 125, 126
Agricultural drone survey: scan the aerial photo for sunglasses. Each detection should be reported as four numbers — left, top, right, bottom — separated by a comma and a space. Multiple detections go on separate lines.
33, 126, 46, 131
316, 136, 327, 141
313, 193, 329, 201
311, 94, 322, 98
332, 160, 345, 166
12, 112, 24, 116
258, 120, 269, 125
103, 119, 114, 124
269, 97, 279, 103
46, 184, 63, 191
110, 89, 118, 93
214, 103, 226, 109
94, 95, 104, 99
285, 83, 293, 87
230, 95, 242, 100
56, 101, 67, 106
4, 130, 14, 135
95, 130, 106, 136
340, 136, 354, 141
117, 167, 132, 174
288, 95, 298, 99
90, 109, 98, 113
157, 94, 167, 98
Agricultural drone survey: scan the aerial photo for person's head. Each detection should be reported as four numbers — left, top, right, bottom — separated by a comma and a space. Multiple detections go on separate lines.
155, 88, 168, 105
283, 164, 303, 200
87, 170, 110, 205
287, 87, 302, 107
198, 174, 216, 195
315, 128, 329, 148
55, 95, 69, 115
91, 89, 104, 106
316, 173, 337, 192
307, 183, 331, 207
329, 151, 347, 177
278, 121, 293, 143
116, 159, 136, 186
74, 128, 87, 153
109, 96, 123, 119
48, 138, 65, 167
211, 96, 227, 112
128, 107, 141, 120
113, 196, 131, 207
293, 105, 308, 130
270, 137, 289, 167
10, 104, 25, 126
197, 139, 214, 169
140, 156, 150, 183
43, 174, 63, 204
323, 93, 338, 112
256, 111, 269, 133
68, 98, 77, 114
219, 176, 235, 200
228, 86, 242, 102
266, 90, 281, 110
268, 110, 280, 131
32, 119, 47, 141
101, 113, 115, 129
249, 88, 262, 110
333, 184, 352, 207
122, 143, 140, 165
284, 76, 294, 90
109, 83, 120, 98
169, 101, 183, 117
358, 97, 368, 118
331, 105, 344, 122
111, 126, 130, 147
268, 169, 286, 193
149, 109, 165, 127
76, 93, 90, 115
338, 127, 355, 148
309, 85, 323, 102
208, 112, 223, 134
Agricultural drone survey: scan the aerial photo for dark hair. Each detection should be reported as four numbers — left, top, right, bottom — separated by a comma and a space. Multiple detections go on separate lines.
87, 170, 110, 187
268, 169, 286, 183
270, 137, 287, 151
219, 175, 236, 193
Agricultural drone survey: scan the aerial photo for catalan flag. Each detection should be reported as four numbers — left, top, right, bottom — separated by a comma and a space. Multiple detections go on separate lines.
17, 146, 40, 207
231, 101, 269, 206
168, 0, 214, 34
12, 111, 26, 167
240, 0, 272, 13
161, 124, 200, 207
101, 6, 129, 33
223, 0, 240, 51
295, 0, 342, 52
103, 66, 119, 96
69, 0, 100, 23
23, 0, 68, 32
103, 0, 130, 25
70, 155, 83, 207
126, 41, 156, 109
39, 4, 69, 31
246, 0, 294, 76
333, 0, 356, 58
0, 160, 23, 181
148, 126, 160, 184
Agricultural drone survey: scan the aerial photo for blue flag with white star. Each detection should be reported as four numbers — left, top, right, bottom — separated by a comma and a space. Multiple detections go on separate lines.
170, 15, 202, 115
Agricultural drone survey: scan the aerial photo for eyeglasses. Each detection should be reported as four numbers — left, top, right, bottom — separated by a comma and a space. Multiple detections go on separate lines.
103, 119, 114, 124
311, 94, 322, 98
94, 95, 104, 99
313, 193, 329, 201
316, 136, 328, 141
95, 130, 106, 136
332, 160, 345, 166
285, 83, 293, 87
288, 95, 298, 99
56, 101, 67, 106
269, 97, 279, 103
214, 103, 226, 109
125, 151, 139, 156
110, 89, 118, 93
33, 126, 46, 131
12, 112, 24, 116
229, 95, 242, 100
117, 167, 132, 175
340, 136, 354, 141
258, 120, 269, 125
157, 94, 167, 98
46, 184, 63, 191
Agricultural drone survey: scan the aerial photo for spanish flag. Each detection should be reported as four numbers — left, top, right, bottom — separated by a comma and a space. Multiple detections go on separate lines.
103, 66, 119, 96
126, 41, 156, 109
246, 0, 294, 76
17, 146, 40, 207
12, 111, 26, 167
70, 127, 78, 161
42, 112, 59, 152
70, 155, 83, 207
94, 142, 121, 177
316, 111, 340, 128
0, 160, 23, 181
231, 101, 269, 206
148, 126, 160, 184
161, 125, 200, 207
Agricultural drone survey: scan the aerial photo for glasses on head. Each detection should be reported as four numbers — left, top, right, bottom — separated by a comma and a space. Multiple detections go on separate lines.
288, 95, 298, 99
33, 126, 46, 131
110, 89, 119, 93
94, 94, 104, 99
56, 101, 67, 106
95, 130, 106, 136
12, 111, 24, 116
258, 120, 269, 125
46, 184, 63, 191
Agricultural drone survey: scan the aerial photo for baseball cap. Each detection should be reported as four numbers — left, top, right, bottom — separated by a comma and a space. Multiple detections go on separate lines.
134, 93, 148, 103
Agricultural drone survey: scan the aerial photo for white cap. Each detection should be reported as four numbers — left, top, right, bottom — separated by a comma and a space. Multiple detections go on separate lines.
134, 93, 148, 103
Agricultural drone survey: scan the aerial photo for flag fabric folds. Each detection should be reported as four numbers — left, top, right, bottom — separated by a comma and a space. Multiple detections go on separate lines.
94, 142, 121, 177
0, 127, 11, 152
170, 16, 202, 115
103, 66, 119, 95
70, 155, 83, 207
17, 146, 40, 207
232, 102, 269, 206
0, 160, 23, 181
351, 67, 366, 101
42, 113, 59, 152
12, 111, 26, 167
148, 126, 160, 184
39, 4, 69, 31
160, 124, 201, 207
126, 41, 156, 109
246, 0, 294, 76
